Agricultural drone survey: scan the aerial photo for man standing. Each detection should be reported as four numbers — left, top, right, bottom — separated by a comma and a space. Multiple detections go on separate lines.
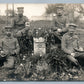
62, 23, 84, 65
0, 26, 20, 69
12, 7, 29, 36
53, 6, 68, 39
11, 7, 29, 53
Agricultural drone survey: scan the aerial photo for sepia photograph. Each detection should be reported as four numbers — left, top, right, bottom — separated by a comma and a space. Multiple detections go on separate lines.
0, 3, 84, 81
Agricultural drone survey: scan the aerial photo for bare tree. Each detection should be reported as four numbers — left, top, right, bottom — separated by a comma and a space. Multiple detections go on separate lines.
45, 4, 65, 14
45, 4, 84, 23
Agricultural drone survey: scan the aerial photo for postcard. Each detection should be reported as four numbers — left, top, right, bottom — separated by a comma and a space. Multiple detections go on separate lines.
0, 2, 84, 84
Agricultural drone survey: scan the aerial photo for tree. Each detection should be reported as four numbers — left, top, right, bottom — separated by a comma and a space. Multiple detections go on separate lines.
45, 4, 84, 23
45, 4, 84, 15
45, 4, 65, 14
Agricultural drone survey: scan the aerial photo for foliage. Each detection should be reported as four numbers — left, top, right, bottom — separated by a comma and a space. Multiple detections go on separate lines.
3, 48, 83, 81
45, 4, 84, 14
45, 4, 84, 23
45, 4, 65, 14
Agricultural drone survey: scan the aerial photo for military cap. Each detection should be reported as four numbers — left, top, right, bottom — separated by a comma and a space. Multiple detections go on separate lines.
56, 5, 64, 10
68, 23, 78, 31
4, 26, 12, 29
2, 26, 12, 33
17, 7, 24, 12
68, 23, 78, 27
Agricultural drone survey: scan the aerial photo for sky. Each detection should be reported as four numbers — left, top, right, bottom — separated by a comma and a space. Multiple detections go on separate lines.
0, 4, 47, 19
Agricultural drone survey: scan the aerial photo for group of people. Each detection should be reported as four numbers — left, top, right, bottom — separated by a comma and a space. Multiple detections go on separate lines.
0, 7, 30, 69
52, 6, 84, 66
45, 5, 84, 66
0, 5, 84, 70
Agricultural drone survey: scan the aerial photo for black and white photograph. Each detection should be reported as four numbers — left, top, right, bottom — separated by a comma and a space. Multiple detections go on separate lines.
0, 4, 84, 81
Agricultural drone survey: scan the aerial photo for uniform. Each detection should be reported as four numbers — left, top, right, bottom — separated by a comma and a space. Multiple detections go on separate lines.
11, 7, 29, 36
0, 26, 20, 68
51, 6, 69, 49
53, 6, 68, 38
54, 15, 67, 29
11, 7, 29, 54
12, 15, 28, 32
12, 15, 29, 37
62, 33, 79, 54
61, 23, 84, 65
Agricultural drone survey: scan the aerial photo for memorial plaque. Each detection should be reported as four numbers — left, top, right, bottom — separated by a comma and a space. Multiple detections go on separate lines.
34, 37, 46, 56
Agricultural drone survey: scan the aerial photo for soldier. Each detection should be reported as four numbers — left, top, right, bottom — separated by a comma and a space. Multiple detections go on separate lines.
53, 6, 68, 39
11, 7, 29, 53
11, 7, 29, 36
0, 26, 20, 69
62, 23, 84, 65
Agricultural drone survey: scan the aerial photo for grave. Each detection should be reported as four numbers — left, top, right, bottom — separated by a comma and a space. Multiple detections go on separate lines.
33, 37, 46, 56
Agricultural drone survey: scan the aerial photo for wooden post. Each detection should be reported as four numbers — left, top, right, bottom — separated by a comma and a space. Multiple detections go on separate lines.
6, 4, 8, 25
12, 3, 14, 17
